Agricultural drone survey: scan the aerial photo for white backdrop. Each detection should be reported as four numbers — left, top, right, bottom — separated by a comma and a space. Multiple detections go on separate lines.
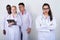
0, 0, 60, 40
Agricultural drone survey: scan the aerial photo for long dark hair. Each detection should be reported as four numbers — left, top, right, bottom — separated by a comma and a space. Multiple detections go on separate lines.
42, 3, 53, 21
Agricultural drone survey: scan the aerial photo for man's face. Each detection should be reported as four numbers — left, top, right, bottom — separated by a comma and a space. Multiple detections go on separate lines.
6, 7, 11, 12
19, 5, 25, 12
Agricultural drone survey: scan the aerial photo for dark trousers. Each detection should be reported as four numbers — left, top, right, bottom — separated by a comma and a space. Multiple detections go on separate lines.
19, 26, 23, 40
21, 32, 23, 40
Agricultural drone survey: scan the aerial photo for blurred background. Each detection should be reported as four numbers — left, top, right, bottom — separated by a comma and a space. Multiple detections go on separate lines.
0, 0, 60, 40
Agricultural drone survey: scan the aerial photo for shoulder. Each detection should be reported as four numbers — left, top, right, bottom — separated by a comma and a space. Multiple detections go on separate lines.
35, 15, 42, 22
17, 12, 21, 16
53, 16, 56, 21
5, 14, 11, 19
7, 14, 13, 19
51, 16, 56, 23
26, 11, 31, 15
17, 12, 20, 15
36, 15, 42, 20
17, 13, 22, 19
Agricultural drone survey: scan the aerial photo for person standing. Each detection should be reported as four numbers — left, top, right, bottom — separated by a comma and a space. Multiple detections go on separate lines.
18, 3, 32, 40
3, 5, 11, 35
35, 3, 56, 40
4, 6, 22, 40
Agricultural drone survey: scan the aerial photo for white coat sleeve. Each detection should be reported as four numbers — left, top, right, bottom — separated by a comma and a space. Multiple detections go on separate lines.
2, 17, 6, 30
28, 13, 32, 28
2, 17, 7, 30
49, 17, 56, 30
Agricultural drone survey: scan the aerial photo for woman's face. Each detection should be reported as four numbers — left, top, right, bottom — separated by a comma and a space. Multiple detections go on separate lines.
43, 5, 49, 14
11, 7, 17, 13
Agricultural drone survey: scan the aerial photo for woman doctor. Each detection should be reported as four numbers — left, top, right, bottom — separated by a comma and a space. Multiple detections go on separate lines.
35, 3, 56, 40
4, 6, 22, 40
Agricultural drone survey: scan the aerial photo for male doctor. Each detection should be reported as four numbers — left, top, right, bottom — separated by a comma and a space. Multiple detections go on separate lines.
3, 5, 11, 35
18, 3, 32, 40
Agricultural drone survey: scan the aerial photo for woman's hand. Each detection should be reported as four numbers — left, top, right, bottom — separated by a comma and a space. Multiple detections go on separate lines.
8, 22, 14, 27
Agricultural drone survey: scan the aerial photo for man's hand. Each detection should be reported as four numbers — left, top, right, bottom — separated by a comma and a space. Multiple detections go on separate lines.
3, 30, 6, 35
26, 28, 31, 34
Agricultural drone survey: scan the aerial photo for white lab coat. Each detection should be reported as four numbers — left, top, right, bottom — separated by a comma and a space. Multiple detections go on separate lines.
18, 11, 32, 40
3, 14, 22, 40
35, 14, 56, 40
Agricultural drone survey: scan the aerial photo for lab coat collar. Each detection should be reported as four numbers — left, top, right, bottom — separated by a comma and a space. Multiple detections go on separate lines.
42, 14, 50, 20
10, 13, 18, 18
19, 10, 27, 15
